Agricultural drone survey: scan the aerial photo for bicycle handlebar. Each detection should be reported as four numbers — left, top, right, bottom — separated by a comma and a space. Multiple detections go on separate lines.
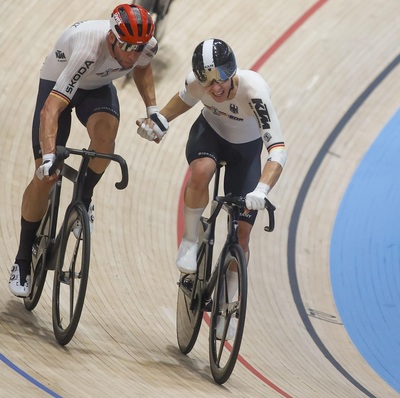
214, 194, 276, 232
50, 146, 129, 190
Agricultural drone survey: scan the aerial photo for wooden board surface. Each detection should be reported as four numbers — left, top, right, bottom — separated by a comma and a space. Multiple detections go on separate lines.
1, 0, 399, 397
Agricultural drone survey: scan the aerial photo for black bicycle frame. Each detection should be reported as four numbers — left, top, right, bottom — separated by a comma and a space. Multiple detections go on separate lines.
191, 164, 243, 311
43, 154, 90, 271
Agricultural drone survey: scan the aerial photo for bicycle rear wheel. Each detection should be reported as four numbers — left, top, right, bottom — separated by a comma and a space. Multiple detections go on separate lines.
24, 236, 48, 311
209, 243, 247, 384
176, 217, 208, 354
24, 205, 52, 311
52, 202, 90, 345
176, 245, 206, 354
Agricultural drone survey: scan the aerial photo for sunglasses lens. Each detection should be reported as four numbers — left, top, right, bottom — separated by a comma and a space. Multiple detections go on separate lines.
201, 78, 228, 87
119, 41, 145, 52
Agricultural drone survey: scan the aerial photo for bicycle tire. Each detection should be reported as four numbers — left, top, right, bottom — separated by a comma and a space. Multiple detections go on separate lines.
176, 217, 208, 354
23, 238, 48, 311
209, 243, 247, 384
52, 202, 90, 345
24, 207, 52, 311
176, 245, 206, 354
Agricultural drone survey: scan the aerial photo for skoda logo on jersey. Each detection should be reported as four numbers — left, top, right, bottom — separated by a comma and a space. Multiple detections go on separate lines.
66, 60, 94, 94
230, 104, 238, 114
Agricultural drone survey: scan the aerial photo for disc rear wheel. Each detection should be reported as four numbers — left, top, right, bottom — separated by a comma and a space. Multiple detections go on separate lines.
176, 246, 206, 354
24, 233, 49, 311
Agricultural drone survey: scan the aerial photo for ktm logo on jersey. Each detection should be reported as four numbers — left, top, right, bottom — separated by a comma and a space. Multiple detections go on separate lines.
250, 98, 271, 130
55, 50, 66, 60
66, 61, 94, 94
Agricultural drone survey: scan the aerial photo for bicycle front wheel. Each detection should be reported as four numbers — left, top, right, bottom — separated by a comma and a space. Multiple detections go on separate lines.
52, 203, 90, 345
209, 243, 247, 384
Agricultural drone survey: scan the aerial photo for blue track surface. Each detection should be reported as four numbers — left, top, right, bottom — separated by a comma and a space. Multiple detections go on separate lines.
331, 109, 400, 393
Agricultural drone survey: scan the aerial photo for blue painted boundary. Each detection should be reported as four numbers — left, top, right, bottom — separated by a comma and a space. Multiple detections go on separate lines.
330, 109, 400, 393
0, 353, 62, 397
287, 52, 400, 398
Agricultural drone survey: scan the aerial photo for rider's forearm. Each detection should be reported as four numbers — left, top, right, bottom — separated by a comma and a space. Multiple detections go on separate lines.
259, 161, 283, 190
133, 64, 157, 107
160, 93, 192, 122
39, 109, 59, 155
39, 92, 68, 155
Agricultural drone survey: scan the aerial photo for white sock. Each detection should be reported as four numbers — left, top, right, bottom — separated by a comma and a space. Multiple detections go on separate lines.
183, 205, 205, 243
226, 269, 239, 302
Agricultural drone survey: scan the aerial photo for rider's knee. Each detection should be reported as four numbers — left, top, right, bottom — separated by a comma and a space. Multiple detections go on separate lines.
189, 158, 215, 188
31, 174, 56, 194
87, 113, 119, 146
238, 223, 252, 253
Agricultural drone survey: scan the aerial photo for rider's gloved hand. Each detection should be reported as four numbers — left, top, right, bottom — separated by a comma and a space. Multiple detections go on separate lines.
137, 106, 169, 142
136, 117, 155, 141
149, 112, 169, 141
245, 182, 271, 210
36, 153, 56, 180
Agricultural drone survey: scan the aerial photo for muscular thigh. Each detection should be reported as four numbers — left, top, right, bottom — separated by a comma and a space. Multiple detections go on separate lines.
224, 138, 263, 226
224, 139, 262, 196
74, 83, 120, 126
186, 114, 222, 164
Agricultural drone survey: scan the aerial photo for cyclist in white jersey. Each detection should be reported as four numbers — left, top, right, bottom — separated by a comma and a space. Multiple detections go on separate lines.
9, 4, 168, 297
136, 38, 286, 273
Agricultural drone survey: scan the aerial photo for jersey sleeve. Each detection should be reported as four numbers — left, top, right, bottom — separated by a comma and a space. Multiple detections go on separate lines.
178, 71, 203, 107
246, 72, 286, 166
50, 30, 99, 102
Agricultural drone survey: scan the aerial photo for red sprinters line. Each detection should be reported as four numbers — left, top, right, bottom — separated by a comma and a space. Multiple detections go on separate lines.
177, 1, 328, 395
252, 0, 328, 71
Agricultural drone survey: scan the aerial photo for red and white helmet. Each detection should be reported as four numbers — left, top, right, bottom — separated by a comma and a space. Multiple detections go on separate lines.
110, 4, 154, 45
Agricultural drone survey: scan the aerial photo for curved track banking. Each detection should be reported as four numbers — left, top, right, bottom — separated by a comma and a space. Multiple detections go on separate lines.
1, 0, 399, 397
288, 53, 400, 398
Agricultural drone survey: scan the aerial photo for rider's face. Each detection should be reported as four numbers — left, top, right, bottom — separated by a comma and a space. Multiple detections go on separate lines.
205, 79, 232, 102
114, 42, 142, 68
108, 32, 142, 69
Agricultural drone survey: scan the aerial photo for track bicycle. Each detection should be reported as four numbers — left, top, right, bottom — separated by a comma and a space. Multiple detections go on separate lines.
23, 146, 129, 345
132, 0, 173, 42
176, 163, 276, 384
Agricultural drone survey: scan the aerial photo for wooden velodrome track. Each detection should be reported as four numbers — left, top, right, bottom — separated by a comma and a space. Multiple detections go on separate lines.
1, 0, 399, 396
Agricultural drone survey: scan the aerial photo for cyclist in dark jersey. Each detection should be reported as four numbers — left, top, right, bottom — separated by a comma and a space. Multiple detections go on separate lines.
9, 4, 168, 297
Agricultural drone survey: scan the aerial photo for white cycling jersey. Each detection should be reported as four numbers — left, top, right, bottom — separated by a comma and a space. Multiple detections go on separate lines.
179, 69, 285, 155
40, 20, 157, 102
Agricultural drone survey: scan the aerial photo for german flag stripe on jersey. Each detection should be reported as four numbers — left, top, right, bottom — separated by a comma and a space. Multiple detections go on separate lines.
50, 90, 70, 105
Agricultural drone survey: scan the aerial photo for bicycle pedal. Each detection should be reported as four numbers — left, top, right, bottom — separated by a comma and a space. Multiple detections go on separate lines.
203, 298, 213, 312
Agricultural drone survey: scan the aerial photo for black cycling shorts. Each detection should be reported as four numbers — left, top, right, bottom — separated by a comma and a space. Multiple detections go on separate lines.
186, 113, 263, 225
32, 79, 120, 159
